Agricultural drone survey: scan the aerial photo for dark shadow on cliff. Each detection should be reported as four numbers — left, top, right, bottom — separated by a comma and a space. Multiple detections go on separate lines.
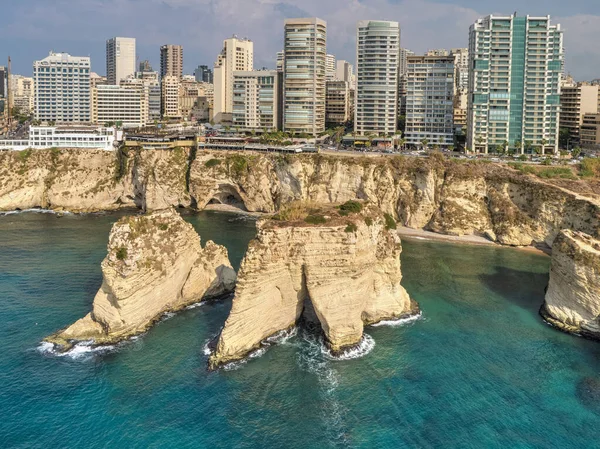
479, 266, 549, 316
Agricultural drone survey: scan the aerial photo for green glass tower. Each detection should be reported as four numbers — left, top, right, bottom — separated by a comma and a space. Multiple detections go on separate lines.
467, 14, 563, 154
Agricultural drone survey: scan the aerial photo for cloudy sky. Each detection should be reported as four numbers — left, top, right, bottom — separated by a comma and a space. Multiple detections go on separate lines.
1, 0, 599, 80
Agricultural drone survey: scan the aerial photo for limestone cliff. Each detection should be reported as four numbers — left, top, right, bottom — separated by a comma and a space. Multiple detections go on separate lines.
45, 208, 236, 349
541, 229, 600, 338
1, 149, 599, 248
208, 202, 419, 369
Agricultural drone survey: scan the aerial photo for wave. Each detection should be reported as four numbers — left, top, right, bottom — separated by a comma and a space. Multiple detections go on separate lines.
185, 301, 206, 310
0, 208, 71, 216
322, 333, 376, 361
371, 311, 423, 327
37, 340, 116, 361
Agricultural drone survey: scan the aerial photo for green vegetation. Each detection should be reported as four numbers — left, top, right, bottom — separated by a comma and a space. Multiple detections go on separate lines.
116, 247, 128, 261
537, 167, 576, 180
304, 214, 327, 225
364, 217, 373, 226
345, 223, 358, 233
205, 158, 222, 168
16, 149, 33, 163
227, 154, 249, 177
338, 200, 363, 216
581, 158, 600, 178
159, 223, 169, 231
384, 213, 397, 230
508, 162, 536, 175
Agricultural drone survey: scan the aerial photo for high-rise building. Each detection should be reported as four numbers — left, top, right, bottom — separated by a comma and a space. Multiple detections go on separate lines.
580, 113, 600, 148
283, 17, 327, 136
405, 55, 455, 147
10, 75, 34, 113
326, 80, 351, 126
335, 60, 353, 83
354, 20, 400, 137
213, 36, 254, 123
91, 84, 148, 128
560, 82, 599, 142
0, 66, 6, 98
161, 75, 181, 119
106, 37, 136, 85
232, 70, 282, 131
326, 54, 336, 81
33, 52, 91, 123
399, 48, 414, 77
160, 45, 183, 79
194, 65, 213, 83
450, 48, 469, 91
139, 60, 153, 73
276, 51, 285, 72
467, 14, 563, 154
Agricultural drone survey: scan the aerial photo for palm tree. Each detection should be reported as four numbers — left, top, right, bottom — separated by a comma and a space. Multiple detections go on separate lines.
540, 138, 548, 155
399, 138, 406, 152
476, 136, 484, 153
514, 139, 522, 154
420, 138, 429, 151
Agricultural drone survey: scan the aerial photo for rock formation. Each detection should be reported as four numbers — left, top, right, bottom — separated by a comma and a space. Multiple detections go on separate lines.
45, 208, 236, 349
0, 148, 599, 249
541, 229, 600, 338
208, 202, 419, 369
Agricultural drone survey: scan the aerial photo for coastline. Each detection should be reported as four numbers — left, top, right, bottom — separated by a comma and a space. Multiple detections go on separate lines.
397, 226, 550, 256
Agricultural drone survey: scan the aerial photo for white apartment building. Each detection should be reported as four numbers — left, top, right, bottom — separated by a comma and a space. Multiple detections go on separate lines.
450, 48, 469, 91
106, 37, 136, 85
161, 75, 181, 119
92, 84, 148, 128
399, 49, 414, 77
10, 75, 34, 113
276, 51, 285, 72
355, 20, 400, 137
213, 36, 254, 123
326, 54, 336, 81
405, 55, 455, 147
33, 52, 91, 123
232, 70, 282, 131
467, 14, 563, 154
283, 17, 327, 136
0, 126, 117, 151
335, 60, 354, 83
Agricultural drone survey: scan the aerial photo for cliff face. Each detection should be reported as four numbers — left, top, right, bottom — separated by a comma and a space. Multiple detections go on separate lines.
45, 208, 236, 349
0, 149, 598, 248
541, 230, 600, 338
208, 204, 418, 369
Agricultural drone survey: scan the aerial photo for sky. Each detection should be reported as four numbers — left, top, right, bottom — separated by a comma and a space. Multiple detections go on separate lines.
1, 0, 600, 80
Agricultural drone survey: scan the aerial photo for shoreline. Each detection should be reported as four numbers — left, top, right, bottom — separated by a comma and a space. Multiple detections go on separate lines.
397, 226, 550, 256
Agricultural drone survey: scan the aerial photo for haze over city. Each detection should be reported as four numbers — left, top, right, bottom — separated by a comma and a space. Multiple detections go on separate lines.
2, 0, 600, 79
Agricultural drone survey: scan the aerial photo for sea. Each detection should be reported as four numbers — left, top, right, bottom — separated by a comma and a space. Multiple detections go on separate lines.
1, 209, 599, 449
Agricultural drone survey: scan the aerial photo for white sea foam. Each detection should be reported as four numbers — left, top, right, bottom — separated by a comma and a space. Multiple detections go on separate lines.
202, 339, 213, 356
322, 333, 376, 361
265, 327, 298, 344
371, 311, 423, 327
37, 340, 116, 360
1, 208, 67, 216
185, 301, 206, 310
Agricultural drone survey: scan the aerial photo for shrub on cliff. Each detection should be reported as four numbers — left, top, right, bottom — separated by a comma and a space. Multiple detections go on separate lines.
205, 159, 221, 168
364, 217, 373, 226
339, 200, 363, 216
116, 247, 128, 261
345, 223, 358, 233
305, 215, 327, 225
384, 213, 397, 230
581, 158, 600, 178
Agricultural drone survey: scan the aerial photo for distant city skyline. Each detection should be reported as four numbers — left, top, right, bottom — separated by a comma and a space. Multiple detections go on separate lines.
1, 0, 600, 79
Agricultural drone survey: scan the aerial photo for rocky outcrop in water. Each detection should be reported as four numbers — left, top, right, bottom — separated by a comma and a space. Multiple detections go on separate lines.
208, 203, 419, 369
45, 208, 236, 349
541, 229, 600, 338
0, 149, 599, 248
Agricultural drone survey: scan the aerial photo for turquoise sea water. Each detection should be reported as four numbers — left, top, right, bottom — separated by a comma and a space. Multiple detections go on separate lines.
1, 210, 599, 448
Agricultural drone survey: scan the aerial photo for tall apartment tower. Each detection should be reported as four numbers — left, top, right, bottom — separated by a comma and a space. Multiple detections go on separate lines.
194, 65, 213, 83
213, 36, 254, 123
106, 37, 136, 85
405, 55, 455, 147
276, 51, 285, 72
354, 20, 400, 137
450, 48, 469, 91
326, 54, 336, 81
160, 45, 183, 79
33, 52, 91, 123
232, 70, 282, 131
283, 18, 327, 136
335, 60, 354, 83
467, 14, 563, 154
399, 48, 414, 76
0, 66, 6, 98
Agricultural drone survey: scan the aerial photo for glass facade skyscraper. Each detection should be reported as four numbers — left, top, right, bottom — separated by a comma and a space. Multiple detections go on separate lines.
467, 14, 563, 154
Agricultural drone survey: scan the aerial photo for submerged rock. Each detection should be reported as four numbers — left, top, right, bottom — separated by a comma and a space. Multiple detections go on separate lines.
541, 229, 600, 338
45, 208, 236, 350
208, 202, 419, 369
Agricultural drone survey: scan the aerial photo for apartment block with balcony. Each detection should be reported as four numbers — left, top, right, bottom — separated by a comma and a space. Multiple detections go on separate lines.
467, 14, 563, 154
354, 20, 400, 137
33, 52, 91, 123
560, 82, 599, 142
161, 75, 181, 119
580, 113, 600, 148
325, 80, 351, 126
91, 84, 148, 128
232, 70, 282, 132
283, 18, 327, 136
405, 55, 455, 147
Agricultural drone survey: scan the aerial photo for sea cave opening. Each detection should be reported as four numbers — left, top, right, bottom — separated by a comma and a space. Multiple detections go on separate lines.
207, 185, 248, 211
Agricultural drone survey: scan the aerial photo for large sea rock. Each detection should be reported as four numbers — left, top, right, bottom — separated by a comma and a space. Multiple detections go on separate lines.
208, 203, 419, 369
45, 208, 236, 349
541, 229, 600, 338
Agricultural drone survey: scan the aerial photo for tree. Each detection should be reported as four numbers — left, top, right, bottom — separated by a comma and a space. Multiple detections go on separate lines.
420, 138, 429, 150
572, 147, 582, 158
399, 138, 406, 152
514, 139, 522, 153
559, 128, 570, 148
495, 144, 504, 154
448, 145, 455, 152
524, 140, 533, 155
476, 136, 484, 153
397, 114, 406, 133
